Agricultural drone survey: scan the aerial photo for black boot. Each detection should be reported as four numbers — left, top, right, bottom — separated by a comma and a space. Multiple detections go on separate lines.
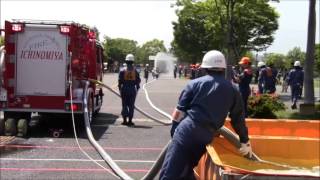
128, 118, 135, 126
291, 103, 297, 109
121, 117, 128, 125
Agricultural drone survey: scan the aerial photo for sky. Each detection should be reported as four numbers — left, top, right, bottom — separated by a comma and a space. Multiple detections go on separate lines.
0, 0, 319, 55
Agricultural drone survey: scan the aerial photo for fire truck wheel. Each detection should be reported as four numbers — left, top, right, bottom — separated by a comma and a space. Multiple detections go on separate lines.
0, 118, 5, 135
94, 95, 103, 116
88, 96, 94, 124
17, 119, 28, 137
5, 118, 17, 136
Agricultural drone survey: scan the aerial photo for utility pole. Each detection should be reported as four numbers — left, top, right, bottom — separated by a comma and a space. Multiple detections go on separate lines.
225, 0, 236, 80
0, 0, 2, 33
301, 0, 316, 114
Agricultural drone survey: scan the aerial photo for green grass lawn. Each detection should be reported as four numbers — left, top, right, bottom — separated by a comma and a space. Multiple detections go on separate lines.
315, 78, 320, 88
275, 110, 320, 120
275, 103, 320, 120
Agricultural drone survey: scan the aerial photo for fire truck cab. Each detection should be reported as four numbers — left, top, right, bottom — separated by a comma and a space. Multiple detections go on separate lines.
0, 20, 105, 137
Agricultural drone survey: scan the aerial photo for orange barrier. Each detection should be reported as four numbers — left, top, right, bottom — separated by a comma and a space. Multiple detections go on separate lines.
224, 119, 320, 138
195, 119, 320, 180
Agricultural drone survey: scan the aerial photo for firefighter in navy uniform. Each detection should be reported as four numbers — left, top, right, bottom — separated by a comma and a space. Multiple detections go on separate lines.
118, 54, 141, 126
259, 63, 277, 94
144, 64, 150, 83
288, 61, 304, 109
160, 50, 252, 180
236, 57, 253, 117
257, 61, 266, 94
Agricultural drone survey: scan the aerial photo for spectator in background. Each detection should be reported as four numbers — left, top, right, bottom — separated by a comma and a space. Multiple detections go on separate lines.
184, 66, 188, 78
269, 63, 278, 93
190, 64, 196, 79
144, 64, 150, 83
178, 65, 183, 78
257, 61, 266, 94
281, 68, 289, 93
173, 64, 178, 79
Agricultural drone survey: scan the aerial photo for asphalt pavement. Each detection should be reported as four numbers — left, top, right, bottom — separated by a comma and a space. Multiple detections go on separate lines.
1, 72, 319, 180
0, 73, 186, 180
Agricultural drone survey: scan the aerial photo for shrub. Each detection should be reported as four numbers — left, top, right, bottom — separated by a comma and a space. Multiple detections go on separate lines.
247, 94, 286, 118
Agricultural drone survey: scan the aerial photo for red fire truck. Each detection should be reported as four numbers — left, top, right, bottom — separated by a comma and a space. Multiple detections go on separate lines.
0, 20, 105, 137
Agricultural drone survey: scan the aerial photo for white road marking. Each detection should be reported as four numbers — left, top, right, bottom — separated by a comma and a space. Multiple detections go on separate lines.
0, 157, 155, 163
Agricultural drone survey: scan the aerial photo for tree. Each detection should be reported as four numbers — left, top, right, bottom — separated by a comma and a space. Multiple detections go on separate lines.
171, 0, 279, 64
264, 53, 286, 70
0, 36, 4, 47
171, 0, 216, 63
286, 47, 306, 68
136, 39, 167, 64
304, 0, 316, 105
102, 36, 138, 64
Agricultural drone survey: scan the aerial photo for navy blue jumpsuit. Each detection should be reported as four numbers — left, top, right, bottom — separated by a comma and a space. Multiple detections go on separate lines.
118, 65, 141, 121
288, 67, 304, 106
257, 66, 265, 94
238, 68, 253, 117
160, 73, 249, 180
259, 67, 277, 94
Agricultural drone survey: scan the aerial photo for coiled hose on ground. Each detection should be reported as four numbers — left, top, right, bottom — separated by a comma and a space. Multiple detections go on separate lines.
84, 78, 297, 180
84, 79, 172, 180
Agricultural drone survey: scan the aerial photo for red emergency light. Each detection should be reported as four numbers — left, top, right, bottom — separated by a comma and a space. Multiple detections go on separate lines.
65, 103, 82, 112
60, 25, 70, 34
12, 24, 23, 32
88, 31, 96, 39
71, 104, 78, 111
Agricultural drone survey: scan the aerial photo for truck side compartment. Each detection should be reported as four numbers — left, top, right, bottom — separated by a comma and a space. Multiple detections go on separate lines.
0, 20, 105, 137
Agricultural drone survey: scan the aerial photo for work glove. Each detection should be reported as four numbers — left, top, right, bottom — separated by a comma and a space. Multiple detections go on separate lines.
170, 121, 180, 138
239, 141, 253, 158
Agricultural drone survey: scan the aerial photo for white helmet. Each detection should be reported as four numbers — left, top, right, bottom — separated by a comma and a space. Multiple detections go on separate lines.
257, 61, 265, 68
294, 60, 301, 67
125, 54, 134, 62
201, 50, 226, 69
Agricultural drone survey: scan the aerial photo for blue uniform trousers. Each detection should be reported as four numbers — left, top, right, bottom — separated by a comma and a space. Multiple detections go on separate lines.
160, 117, 214, 180
121, 90, 137, 119
291, 84, 301, 104
240, 88, 250, 117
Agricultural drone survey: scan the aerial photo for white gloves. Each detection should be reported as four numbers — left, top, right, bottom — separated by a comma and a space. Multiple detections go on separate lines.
239, 141, 253, 158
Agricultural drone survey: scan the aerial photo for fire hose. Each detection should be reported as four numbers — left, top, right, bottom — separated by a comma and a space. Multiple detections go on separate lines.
81, 79, 171, 180
89, 78, 171, 125
78, 78, 300, 180
83, 78, 259, 180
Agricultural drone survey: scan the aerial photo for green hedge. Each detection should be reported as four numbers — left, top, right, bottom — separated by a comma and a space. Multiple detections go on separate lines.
248, 94, 286, 118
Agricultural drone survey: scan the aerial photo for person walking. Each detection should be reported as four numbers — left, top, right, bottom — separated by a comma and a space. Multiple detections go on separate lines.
257, 61, 266, 94
259, 63, 277, 94
281, 68, 289, 93
236, 57, 253, 117
118, 54, 141, 126
143, 64, 149, 83
173, 64, 178, 79
288, 61, 304, 109
160, 50, 252, 180
178, 65, 183, 78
